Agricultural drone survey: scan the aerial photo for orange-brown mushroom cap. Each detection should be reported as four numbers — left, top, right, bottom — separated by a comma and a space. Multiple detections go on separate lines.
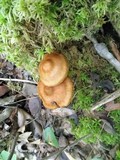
39, 53, 68, 87
38, 77, 74, 109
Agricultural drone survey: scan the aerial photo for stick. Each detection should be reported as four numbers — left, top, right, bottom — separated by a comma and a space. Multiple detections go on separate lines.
0, 78, 37, 84
42, 134, 91, 160
7, 132, 19, 160
91, 88, 120, 111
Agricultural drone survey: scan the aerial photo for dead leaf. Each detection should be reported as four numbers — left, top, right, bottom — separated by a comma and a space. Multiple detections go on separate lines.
30, 139, 41, 145
101, 119, 115, 134
0, 85, 9, 97
105, 101, 120, 111
0, 108, 13, 123
22, 83, 37, 97
33, 120, 43, 139
9, 107, 18, 122
18, 126, 25, 133
99, 80, 115, 93
18, 132, 32, 142
18, 108, 42, 137
28, 97, 42, 117
18, 109, 29, 128
15, 142, 37, 160
60, 120, 72, 136
51, 108, 76, 118
59, 135, 68, 147
0, 95, 16, 106
109, 39, 120, 62
109, 144, 119, 158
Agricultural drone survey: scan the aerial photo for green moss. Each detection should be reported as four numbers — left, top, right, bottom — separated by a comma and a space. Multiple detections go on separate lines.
72, 116, 119, 145
0, 0, 120, 149
72, 117, 101, 143
0, 0, 120, 77
68, 44, 120, 146
73, 88, 94, 110
116, 150, 120, 160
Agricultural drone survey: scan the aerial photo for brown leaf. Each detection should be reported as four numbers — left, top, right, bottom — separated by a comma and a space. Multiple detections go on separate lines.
0, 85, 9, 97
109, 39, 120, 62
28, 97, 42, 117
105, 101, 120, 111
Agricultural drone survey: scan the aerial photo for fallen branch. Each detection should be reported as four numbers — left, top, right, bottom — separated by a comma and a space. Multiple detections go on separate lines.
86, 34, 120, 73
0, 78, 37, 84
91, 88, 120, 111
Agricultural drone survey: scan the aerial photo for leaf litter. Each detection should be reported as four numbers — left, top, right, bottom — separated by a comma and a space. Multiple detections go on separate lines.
0, 48, 120, 160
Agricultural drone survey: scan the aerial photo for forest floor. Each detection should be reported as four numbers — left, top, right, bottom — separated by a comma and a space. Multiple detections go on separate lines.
0, 26, 120, 160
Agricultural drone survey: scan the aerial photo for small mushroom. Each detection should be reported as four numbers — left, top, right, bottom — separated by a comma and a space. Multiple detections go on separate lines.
39, 53, 68, 87
38, 77, 74, 109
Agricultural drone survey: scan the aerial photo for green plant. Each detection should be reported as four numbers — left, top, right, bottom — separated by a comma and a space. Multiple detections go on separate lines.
68, 43, 120, 146
72, 117, 119, 145
0, 0, 120, 78
115, 149, 120, 160
73, 88, 93, 110
72, 117, 101, 143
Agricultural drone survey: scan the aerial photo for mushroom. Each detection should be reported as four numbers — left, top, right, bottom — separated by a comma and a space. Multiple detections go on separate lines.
39, 53, 68, 87
38, 77, 74, 109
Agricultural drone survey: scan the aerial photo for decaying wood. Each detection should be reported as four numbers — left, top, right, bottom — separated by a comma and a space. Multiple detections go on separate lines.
91, 88, 120, 111
109, 39, 120, 62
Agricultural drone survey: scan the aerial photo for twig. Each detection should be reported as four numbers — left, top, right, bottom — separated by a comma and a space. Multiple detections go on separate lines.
1, 96, 38, 107
0, 78, 37, 84
7, 132, 19, 160
42, 134, 91, 160
91, 88, 120, 111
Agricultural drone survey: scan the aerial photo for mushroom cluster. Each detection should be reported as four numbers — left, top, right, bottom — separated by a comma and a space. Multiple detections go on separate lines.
38, 52, 74, 109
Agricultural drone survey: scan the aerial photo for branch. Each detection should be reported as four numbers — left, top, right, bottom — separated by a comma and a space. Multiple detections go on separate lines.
91, 88, 120, 111
86, 34, 120, 73
0, 78, 37, 84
